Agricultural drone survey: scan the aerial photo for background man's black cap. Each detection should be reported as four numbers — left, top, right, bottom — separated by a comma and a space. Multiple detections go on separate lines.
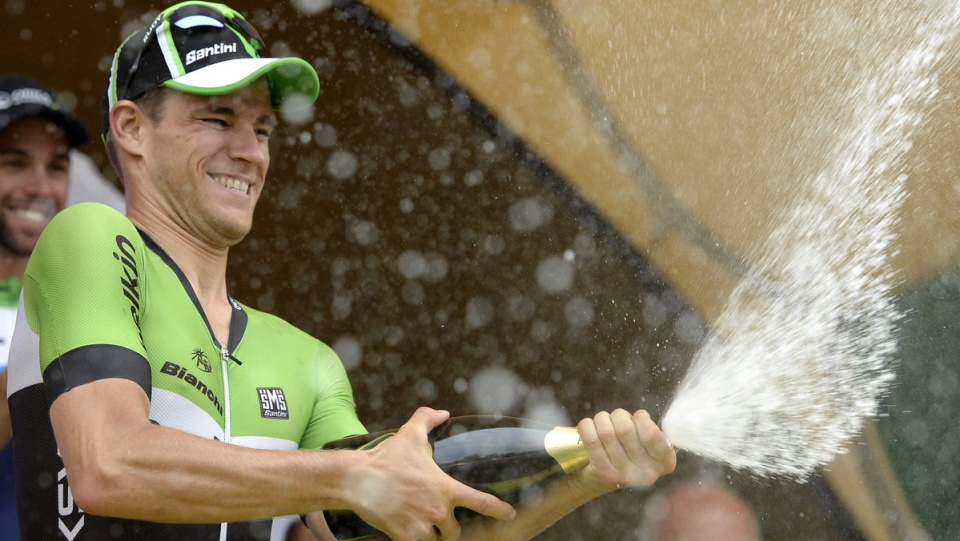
0, 74, 90, 147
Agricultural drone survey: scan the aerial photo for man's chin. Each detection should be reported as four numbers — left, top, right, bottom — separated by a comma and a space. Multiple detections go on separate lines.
0, 232, 42, 257
214, 223, 253, 248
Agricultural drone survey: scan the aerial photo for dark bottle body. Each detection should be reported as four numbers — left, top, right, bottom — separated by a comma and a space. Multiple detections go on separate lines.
322, 416, 588, 541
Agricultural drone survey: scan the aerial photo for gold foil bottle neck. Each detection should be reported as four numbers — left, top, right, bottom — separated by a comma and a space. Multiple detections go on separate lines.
544, 426, 589, 473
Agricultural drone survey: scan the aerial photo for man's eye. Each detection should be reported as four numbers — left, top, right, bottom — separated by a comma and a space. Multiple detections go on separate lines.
0, 159, 26, 170
203, 118, 230, 127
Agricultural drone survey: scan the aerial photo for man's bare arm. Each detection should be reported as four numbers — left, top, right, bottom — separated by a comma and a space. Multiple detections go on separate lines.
50, 381, 513, 539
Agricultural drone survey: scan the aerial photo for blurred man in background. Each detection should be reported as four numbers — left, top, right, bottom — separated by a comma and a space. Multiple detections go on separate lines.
0, 72, 92, 541
637, 478, 762, 541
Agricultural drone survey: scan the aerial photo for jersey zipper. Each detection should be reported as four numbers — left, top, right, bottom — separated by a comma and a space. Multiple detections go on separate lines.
220, 345, 232, 444
219, 345, 232, 541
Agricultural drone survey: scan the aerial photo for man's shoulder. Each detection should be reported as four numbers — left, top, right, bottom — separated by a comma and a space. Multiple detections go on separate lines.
44, 202, 130, 240
27, 203, 137, 278
55, 201, 126, 224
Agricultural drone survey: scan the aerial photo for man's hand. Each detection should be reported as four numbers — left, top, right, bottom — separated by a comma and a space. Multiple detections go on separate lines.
572, 409, 676, 496
346, 407, 516, 541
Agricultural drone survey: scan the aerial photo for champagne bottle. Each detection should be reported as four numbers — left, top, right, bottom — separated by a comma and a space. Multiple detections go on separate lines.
321, 415, 589, 541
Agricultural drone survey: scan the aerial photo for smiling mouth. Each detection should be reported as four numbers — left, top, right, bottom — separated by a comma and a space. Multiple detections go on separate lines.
211, 174, 251, 194
13, 199, 58, 224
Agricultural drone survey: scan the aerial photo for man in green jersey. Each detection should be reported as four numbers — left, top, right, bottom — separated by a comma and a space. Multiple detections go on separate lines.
5, 2, 676, 540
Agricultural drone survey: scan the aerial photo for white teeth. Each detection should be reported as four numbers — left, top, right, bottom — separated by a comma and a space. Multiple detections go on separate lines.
212, 175, 250, 194
14, 199, 56, 223
15, 209, 47, 224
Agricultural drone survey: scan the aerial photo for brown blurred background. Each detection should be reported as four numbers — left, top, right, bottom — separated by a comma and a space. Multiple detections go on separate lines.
4, 0, 959, 539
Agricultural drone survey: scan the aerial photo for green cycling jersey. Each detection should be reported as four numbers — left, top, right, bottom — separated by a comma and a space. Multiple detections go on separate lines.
6, 202, 365, 540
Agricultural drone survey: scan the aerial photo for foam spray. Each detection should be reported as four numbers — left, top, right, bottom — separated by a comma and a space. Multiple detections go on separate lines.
660, 3, 960, 478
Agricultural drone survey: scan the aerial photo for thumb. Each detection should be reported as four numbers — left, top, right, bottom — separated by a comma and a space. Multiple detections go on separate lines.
399, 407, 450, 438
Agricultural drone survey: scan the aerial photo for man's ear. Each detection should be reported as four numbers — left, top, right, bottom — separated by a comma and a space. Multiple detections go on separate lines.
109, 100, 147, 156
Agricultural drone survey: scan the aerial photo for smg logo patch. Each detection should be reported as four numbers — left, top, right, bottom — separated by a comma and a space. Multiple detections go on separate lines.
257, 388, 289, 419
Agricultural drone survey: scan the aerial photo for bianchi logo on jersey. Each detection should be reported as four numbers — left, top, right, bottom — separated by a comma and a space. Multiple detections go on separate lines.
257, 387, 289, 419
160, 361, 224, 416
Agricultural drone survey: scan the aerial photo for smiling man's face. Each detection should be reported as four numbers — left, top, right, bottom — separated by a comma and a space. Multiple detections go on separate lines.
0, 117, 70, 256
134, 80, 275, 249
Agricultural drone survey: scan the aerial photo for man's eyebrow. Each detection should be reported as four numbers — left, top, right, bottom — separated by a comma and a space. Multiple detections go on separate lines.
0, 147, 70, 162
196, 105, 237, 116
0, 148, 29, 158
195, 105, 277, 126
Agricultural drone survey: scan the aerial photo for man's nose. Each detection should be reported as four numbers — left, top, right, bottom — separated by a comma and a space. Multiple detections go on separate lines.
22, 164, 59, 196
229, 125, 268, 165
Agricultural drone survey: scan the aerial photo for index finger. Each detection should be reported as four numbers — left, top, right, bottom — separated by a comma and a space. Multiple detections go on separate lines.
634, 410, 676, 473
451, 482, 516, 522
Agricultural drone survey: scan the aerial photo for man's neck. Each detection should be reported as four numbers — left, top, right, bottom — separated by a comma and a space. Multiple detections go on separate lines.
0, 253, 30, 283
130, 217, 232, 307
133, 219, 237, 346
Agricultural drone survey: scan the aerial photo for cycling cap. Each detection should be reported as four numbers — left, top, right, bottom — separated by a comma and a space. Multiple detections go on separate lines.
0, 74, 90, 147
101, 0, 319, 135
